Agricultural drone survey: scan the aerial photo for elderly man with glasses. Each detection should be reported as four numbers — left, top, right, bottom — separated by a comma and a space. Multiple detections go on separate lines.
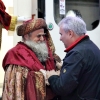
2, 18, 62, 100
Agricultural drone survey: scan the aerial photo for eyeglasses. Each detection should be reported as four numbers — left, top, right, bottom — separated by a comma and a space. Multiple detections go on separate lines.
36, 33, 46, 38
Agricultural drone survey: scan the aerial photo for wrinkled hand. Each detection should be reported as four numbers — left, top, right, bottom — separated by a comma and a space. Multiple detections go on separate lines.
56, 61, 63, 70
46, 70, 59, 79
46, 70, 60, 85
56, 70, 60, 76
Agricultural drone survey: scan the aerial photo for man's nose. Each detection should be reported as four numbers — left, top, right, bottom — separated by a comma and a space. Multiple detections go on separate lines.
39, 36, 45, 41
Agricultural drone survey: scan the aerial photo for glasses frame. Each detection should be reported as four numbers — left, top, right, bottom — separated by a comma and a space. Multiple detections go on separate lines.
36, 33, 46, 38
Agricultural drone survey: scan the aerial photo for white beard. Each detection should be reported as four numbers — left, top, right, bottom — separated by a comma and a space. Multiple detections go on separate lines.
24, 41, 48, 62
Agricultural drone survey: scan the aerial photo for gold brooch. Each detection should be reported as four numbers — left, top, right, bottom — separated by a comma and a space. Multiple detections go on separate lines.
63, 69, 66, 73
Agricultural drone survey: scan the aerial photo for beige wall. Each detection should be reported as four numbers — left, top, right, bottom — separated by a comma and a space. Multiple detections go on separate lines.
0, 0, 14, 96
0, 0, 37, 96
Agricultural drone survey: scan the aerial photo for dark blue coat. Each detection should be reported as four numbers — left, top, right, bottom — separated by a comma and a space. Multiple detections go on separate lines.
48, 36, 100, 100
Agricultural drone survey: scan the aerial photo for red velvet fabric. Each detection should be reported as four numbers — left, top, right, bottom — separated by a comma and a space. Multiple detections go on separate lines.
0, 0, 11, 30
25, 72, 37, 100
2, 42, 55, 71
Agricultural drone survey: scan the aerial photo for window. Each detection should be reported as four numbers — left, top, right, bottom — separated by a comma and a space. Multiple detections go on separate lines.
54, 0, 100, 30
38, 0, 45, 19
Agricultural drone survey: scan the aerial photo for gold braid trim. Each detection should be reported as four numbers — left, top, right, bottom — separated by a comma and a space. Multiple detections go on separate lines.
9, 16, 17, 31
46, 30, 55, 54
34, 72, 46, 100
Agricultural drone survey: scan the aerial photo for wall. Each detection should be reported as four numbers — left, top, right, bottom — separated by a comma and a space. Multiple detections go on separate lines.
0, 0, 37, 96
0, 0, 14, 96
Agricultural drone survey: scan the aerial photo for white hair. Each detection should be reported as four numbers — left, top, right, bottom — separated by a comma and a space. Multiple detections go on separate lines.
24, 40, 48, 62
58, 16, 87, 35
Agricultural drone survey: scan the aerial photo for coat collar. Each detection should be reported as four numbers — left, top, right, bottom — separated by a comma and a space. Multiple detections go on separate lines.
64, 35, 89, 52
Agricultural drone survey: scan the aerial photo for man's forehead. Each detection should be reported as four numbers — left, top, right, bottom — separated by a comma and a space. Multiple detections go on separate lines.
32, 28, 44, 33
31, 29, 45, 37
59, 26, 63, 31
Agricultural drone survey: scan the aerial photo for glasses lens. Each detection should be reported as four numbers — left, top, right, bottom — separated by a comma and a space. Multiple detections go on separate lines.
37, 33, 46, 38
37, 35, 41, 38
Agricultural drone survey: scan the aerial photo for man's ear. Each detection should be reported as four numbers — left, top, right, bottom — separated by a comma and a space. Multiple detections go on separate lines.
24, 34, 29, 40
68, 30, 74, 38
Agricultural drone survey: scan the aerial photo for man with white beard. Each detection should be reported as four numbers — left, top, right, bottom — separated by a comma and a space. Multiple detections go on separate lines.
2, 18, 62, 100
25, 40, 48, 63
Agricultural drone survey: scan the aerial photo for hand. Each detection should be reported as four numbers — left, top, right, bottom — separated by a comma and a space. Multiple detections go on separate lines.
56, 70, 60, 76
46, 70, 60, 85
46, 70, 59, 79
56, 61, 63, 70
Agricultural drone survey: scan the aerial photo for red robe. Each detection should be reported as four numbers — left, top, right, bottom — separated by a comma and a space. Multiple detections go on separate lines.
2, 42, 56, 100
